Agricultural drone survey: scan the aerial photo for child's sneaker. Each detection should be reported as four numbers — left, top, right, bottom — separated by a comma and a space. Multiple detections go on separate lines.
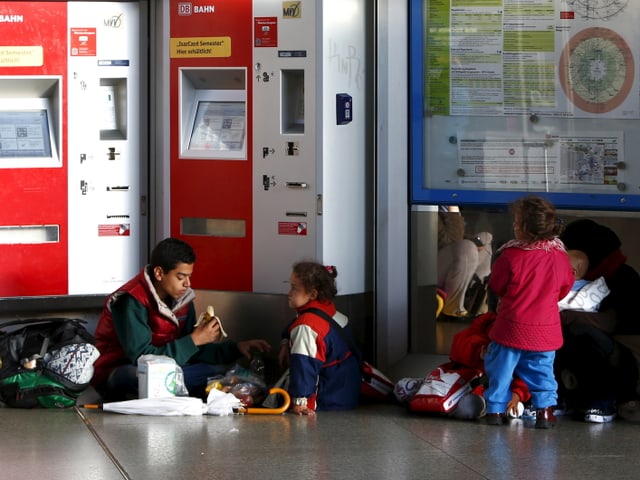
522, 403, 571, 419
522, 404, 536, 419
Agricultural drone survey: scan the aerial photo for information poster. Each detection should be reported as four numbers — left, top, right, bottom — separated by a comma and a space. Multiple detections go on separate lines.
457, 132, 623, 191
426, 0, 638, 119
413, 0, 640, 206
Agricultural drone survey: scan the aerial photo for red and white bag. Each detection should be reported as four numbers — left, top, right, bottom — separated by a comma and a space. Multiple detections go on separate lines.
360, 361, 395, 401
408, 362, 481, 414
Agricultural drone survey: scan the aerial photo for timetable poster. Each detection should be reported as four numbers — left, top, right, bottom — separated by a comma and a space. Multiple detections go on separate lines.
456, 132, 624, 191
426, 0, 639, 119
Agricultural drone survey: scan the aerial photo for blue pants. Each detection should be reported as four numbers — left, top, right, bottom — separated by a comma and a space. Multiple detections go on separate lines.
484, 342, 557, 414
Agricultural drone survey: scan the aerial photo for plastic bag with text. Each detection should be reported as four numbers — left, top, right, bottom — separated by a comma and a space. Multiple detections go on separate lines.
408, 362, 481, 414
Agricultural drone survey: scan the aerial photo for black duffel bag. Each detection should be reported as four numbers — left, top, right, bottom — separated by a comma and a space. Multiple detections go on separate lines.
0, 318, 99, 408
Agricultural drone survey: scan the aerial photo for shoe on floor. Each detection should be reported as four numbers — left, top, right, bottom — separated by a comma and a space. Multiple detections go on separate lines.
522, 404, 536, 419
535, 407, 557, 429
522, 403, 571, 419
584, 407, 616, 423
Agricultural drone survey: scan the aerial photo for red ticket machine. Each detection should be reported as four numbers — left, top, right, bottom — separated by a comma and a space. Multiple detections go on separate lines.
169, 0, 253, 290
0, 2, 68, 296
0, 1, 146, 298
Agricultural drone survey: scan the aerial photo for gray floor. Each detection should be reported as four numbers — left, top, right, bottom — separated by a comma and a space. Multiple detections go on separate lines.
2, 354, 640, 480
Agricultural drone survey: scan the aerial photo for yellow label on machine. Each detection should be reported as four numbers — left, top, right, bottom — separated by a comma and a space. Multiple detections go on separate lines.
170, 37, 231, 58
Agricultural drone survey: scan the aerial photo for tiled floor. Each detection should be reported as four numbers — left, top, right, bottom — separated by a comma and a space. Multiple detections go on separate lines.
2, 354, 640, 480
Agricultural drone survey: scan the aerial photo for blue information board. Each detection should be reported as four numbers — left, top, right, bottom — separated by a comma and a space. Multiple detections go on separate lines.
410, 0, 640, 211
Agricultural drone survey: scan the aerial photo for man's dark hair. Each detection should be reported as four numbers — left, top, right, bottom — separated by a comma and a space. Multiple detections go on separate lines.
148, 238, 196, 273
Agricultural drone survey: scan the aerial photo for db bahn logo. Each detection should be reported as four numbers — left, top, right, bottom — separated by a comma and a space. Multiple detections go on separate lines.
178, 2, 215, 15
178, 2, 192, 15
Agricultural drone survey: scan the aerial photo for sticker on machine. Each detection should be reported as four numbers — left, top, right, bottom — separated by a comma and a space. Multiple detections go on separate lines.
70, 28, 97, 56
278, 222, 307, 236
254, 17, 277, 48
98, 224, 131, 237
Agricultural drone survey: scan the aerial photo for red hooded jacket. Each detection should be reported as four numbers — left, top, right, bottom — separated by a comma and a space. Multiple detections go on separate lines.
92, 269, 191, 387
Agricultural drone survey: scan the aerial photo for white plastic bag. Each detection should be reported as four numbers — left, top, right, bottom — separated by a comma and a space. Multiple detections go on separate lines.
206, 388, 242, 416
137, 354, 188, 398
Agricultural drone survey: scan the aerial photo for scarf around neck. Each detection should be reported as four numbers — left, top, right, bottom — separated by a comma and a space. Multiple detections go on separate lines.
497, 237, 566, 254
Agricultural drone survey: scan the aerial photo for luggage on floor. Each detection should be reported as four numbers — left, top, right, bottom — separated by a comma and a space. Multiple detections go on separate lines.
408, 361, 482, 414
0, 318, 99, 408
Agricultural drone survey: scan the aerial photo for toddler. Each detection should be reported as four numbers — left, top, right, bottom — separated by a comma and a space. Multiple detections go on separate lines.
279, 261, 361, 415
484, 196, 574, 428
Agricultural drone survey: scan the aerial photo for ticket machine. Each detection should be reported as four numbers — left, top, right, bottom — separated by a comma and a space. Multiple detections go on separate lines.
0, 0, 369, 299
168, 0, 254, 291
0, 1, 147, 297
0, 3, 67, 297
166, 0, 370, 295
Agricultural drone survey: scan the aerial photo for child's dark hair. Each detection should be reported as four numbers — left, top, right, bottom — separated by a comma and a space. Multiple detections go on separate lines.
148, 238, 196, 274
512, 195, 562, 241
292, 261, 338, 301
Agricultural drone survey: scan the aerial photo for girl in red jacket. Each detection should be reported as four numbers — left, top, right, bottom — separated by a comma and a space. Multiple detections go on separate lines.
484, 196, 574, 428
